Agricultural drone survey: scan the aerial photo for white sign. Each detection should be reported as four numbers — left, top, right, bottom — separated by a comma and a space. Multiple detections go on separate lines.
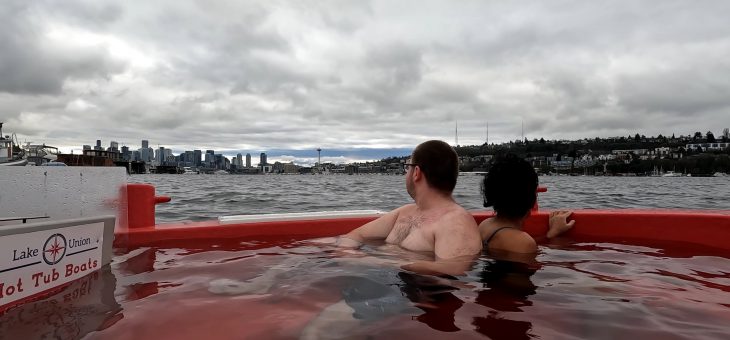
0, 222, 104, 309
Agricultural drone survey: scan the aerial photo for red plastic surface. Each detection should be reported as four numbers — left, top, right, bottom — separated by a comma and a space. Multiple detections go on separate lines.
114, 184, 730, 251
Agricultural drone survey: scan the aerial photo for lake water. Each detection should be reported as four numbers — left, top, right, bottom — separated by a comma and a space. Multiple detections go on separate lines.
128, 174, 730, 222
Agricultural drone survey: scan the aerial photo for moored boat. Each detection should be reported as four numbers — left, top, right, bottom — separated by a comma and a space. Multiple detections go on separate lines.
0, 122, 27, 166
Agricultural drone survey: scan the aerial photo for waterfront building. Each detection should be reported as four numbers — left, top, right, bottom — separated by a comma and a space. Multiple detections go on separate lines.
260, 153, 267, 167
194, 150, 202, 166
139, 147, 152, 163
121, 146, 130, 161
180, 151, 194, 166
612, 149, 649, 156
246, 153, 251, 167
155, 147, 166, 165
686, 142, 730, 152
214, 154, 225, 169
236, 153, 243, 167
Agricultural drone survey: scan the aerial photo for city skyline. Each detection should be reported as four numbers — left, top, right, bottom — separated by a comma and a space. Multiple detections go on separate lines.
1, 2, 730, 155
74, 127, 728, 167
76, 137, 415, 166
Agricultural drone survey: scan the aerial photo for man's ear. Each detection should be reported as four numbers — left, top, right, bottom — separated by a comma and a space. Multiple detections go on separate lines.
413, 166, 423, 182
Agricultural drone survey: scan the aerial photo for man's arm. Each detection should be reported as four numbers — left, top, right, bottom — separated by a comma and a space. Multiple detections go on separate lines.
339, 206, 404, 246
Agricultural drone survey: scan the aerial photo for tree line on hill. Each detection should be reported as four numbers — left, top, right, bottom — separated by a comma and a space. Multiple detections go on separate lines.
451, 130, 730, 175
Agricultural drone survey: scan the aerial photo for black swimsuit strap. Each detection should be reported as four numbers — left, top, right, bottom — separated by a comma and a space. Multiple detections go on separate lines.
484, 226, 513, 248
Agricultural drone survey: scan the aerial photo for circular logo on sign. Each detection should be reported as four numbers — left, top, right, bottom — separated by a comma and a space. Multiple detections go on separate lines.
43, 233, 67, 265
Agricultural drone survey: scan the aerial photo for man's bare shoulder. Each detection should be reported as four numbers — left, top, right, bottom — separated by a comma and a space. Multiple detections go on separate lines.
397, 203, 417, 211
439, 204, 478, 228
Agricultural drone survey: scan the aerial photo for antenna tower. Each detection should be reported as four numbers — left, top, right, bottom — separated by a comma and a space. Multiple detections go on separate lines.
521, 119, 524, 142
486, 121, 489, 145
455, 120, 459, 146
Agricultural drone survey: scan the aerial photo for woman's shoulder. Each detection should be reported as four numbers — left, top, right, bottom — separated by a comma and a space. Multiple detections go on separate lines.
485, 227, 537, 254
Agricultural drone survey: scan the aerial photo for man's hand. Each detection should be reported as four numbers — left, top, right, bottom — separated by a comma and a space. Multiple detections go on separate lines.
548, 210, 575, 238
334, 236, 363, 249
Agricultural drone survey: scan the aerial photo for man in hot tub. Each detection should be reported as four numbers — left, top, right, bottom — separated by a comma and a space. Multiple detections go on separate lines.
335, 139, 482, 274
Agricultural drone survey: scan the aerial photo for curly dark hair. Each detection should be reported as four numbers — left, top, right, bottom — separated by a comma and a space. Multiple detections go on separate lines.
482, 153, 538, 219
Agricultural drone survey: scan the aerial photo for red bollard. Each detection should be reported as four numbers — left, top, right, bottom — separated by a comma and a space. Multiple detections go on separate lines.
532, 186, 548, 211
121, 183, 171, 229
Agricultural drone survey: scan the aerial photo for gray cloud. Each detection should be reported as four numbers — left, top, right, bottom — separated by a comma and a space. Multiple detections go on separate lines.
0, 1, 126, 95
1, 0, 729, 156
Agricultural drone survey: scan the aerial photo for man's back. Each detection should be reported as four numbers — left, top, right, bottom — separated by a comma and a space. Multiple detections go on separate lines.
382, 202, 481, 259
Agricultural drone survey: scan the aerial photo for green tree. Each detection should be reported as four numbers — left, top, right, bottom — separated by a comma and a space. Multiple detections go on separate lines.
707, 131, 716, 143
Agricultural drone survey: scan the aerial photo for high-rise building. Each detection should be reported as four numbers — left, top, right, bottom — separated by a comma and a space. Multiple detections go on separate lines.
236, 153, 243, 167
245, 153, 251, 167
142, 140, 149, 149
205, 150, 215, 167
83, 145, 91, 151
193, 150, 202, 166
214, 154, 224, 169
260, 153, 267, 167
109, 141, 119, 153
95, 140, 102, 151
121, 145, 130, 161
140, 147, 151, 163
155, 147, 165, 165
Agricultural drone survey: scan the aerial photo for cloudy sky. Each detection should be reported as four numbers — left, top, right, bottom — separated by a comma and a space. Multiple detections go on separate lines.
1, 0, 729, 164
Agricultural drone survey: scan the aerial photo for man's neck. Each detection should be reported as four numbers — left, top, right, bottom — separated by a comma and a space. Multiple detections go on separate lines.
413, 190, 454, 210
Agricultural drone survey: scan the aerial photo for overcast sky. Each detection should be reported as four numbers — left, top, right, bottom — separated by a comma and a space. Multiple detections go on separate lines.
1, 0, 729, 164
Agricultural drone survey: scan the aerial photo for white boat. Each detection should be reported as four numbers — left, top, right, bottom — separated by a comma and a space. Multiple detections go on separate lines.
23, 143, 60, 166
0, 122, 27, 166
662, 171, 683, 177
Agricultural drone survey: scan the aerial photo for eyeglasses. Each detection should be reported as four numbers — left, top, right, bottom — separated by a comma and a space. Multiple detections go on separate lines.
404, 162, 418, 170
